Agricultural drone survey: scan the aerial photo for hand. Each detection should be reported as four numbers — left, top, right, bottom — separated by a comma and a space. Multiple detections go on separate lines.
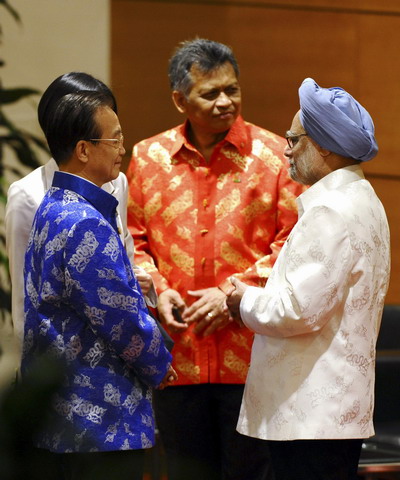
133, 266, 153, 296
225, 277, 248, 327
157, 289, 187, 333
157, 366, 178, 390
182, 287, 232, 336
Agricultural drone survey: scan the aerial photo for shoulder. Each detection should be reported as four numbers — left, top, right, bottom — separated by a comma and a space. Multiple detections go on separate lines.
7, 165, 47, 206
7, 159, 58, 207
243, 120, 286, 158
244, 121, 285, 144
133, 125, 182, 152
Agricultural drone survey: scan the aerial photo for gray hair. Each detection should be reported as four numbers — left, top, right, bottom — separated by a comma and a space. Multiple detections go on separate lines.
168, 38, 240, 96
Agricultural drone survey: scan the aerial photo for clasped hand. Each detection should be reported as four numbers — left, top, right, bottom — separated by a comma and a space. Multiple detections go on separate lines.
158, 287, 232, 336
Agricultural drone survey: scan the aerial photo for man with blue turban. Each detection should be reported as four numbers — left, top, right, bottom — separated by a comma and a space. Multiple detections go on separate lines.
226, 78, 391, 479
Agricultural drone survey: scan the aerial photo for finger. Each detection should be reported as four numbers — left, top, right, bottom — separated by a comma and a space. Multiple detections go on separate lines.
183, 305, 211, 323
187, 289, 206, 297
203, 314, 231, 337
160, 312, 188, 332
193, 317, 210, 335
167, 321, 188, 333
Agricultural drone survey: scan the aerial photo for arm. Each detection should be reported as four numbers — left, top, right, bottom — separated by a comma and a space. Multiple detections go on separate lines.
64, 217, 173, 388
240, 206, 351, 337
218, 162, 304, 293
113, 172, 158, 306
126, 149, 171, 294
5, 183, 39, 344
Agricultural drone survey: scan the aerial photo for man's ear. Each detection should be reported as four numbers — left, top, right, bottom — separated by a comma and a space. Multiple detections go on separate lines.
172, 90, 187, 114
75, 140, 90, 164
313, 141, 331, 157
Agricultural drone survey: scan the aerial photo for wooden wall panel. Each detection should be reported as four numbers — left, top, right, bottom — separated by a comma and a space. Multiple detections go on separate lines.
112, 0, 399, 302
367, 176, 400, 304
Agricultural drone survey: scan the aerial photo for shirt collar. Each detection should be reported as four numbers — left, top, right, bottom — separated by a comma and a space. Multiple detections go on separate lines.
171, 115, 250, 157
296, 164, 365, 218
52, 171, 119, 226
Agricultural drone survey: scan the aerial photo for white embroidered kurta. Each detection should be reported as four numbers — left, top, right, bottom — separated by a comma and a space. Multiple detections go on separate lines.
238, 165, 390, 440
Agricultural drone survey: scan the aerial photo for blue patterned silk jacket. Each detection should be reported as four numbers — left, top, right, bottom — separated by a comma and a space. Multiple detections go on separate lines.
22, 171, 172, 453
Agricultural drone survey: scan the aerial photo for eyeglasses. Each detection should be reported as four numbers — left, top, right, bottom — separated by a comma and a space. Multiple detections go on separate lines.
89, 135, 124, 150
285, 132, 307, 149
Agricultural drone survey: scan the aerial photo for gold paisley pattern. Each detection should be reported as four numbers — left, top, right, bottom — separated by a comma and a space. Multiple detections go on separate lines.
168, 174, 185, 191
214, 260, 223, 274
152, 229, 166, 246
162, 190, 193, 226
279, 187, 299, 213
221, 148, 252, 171
175, 352, 200, 383
142, 175, 158, 195
252, 139, 282, 175
216, 172, 230, 190
127, 199, 144, 221
230, 331, 250, 349
224, 349, 248, 379
215, 189, 241, 223
189, 208, 198, 223
144, 192, 162, 222
171, 243, 194, 277
246, 172, 263, 189
158, 257, 172, 276
164, 129, 177, 141
220, 241, 252, 270
177, 226, 192, 240
147, 142, 173, 173
241, 193, 273, 224
228, 224, 245, 241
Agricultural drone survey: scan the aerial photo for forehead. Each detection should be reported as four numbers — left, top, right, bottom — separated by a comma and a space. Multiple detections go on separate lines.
94, 106, 121, 134
189, 62, 238, 91
289, 110, 304, 133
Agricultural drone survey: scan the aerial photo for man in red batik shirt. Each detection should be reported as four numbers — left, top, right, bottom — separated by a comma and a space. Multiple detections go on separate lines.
126, 38, 304, 480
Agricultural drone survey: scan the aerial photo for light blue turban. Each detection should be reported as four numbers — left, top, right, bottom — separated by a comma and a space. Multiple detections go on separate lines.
299, 78, 378, 161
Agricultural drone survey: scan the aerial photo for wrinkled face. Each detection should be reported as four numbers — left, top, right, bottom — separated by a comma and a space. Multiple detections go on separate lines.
284, 111, 321, 186
176, 61, 241, 135
87, 106, 125, 186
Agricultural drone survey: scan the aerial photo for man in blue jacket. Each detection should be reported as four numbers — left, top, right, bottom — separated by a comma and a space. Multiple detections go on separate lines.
22, 90, 176, 480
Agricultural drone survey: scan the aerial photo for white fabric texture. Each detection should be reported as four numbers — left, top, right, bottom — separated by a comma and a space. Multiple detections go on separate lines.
238, 165, 390, 440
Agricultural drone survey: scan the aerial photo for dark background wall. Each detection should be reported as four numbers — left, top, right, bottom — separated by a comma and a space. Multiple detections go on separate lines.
111, 0, 400, 303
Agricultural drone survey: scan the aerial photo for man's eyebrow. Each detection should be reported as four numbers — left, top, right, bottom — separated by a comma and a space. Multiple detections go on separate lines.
112, 127, 123, 137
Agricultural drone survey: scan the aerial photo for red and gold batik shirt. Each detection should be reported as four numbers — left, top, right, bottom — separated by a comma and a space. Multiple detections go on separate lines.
126, 116, 304, 385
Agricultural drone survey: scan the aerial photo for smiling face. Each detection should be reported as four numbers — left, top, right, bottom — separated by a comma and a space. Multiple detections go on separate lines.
173, 61, 241, 137
86, 106, 125, 186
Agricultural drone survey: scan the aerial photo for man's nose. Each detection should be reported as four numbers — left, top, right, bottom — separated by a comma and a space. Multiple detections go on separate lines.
216, 92, 232, 107
283, 145, 292, 158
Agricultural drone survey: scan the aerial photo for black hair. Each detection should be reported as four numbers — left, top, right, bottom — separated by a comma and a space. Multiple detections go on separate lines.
38, 72, 117, 136
45, 91, 114, 165
168, 38, 240, 96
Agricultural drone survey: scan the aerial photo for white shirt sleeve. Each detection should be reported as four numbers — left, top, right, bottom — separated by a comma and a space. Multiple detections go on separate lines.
240, 205, 351, 337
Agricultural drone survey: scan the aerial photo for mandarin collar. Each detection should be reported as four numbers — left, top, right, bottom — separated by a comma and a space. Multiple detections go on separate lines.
52, 171, 119, 227
296, 164, 365, 218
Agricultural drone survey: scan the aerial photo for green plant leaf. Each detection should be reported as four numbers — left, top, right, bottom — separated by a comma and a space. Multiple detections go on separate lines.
0, 87, 40, 105
0, 0, 21, 24
2, 134, 42, 169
